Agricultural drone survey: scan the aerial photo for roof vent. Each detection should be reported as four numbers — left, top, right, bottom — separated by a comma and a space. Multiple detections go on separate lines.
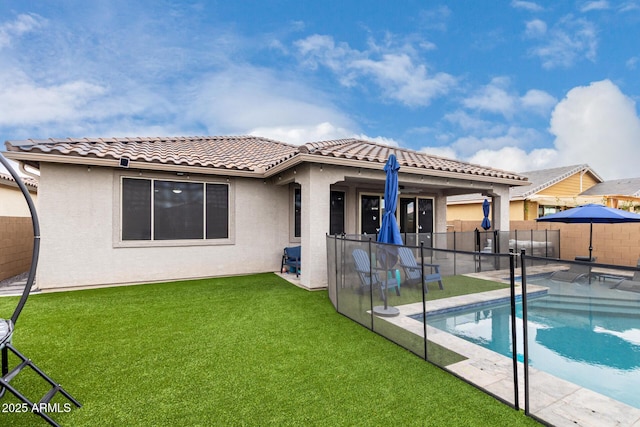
119, 157, 130, 168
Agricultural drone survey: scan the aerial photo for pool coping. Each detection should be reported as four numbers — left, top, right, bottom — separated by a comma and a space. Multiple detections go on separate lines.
381, 285, 640, 427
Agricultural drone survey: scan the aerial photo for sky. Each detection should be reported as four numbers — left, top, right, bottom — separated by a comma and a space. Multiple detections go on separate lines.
1, 0, 640, 179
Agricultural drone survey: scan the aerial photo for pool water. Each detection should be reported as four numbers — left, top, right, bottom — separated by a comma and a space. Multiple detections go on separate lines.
423, 278, 640, 409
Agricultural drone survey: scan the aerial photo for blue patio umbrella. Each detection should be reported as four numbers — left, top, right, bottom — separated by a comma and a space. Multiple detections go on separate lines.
375, 154, 402, 315
377, 154, 403, 246
481, 199, 491, 230
536, 204, 640, 261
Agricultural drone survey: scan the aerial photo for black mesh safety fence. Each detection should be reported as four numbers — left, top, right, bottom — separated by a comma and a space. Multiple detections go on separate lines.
326, 234, 640, 425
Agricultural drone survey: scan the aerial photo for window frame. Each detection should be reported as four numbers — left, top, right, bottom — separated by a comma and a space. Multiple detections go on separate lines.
113, 172, 234, 248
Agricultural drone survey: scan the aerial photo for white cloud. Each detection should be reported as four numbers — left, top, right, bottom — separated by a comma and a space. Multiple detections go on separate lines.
455, 80, 640, 178
463, 77, 516, 117
526, 16, 598, 68
461, 77, 554, 118
511, 1, 544, 12
467, 146, 557, 172
444, 111, 497, 132
520, 89, 557, 114
249, 123, 353, 145
0, 70, 106, 126
187, 66, 357, 141
619, 2, 640, 12
352, 134, 400, 147
525, 19, 547, 37
580, 1, 610, 12
295, 34, 457, 106
0, 13, 44, 48
550, 79, 640, 179
450, 126, 541, 158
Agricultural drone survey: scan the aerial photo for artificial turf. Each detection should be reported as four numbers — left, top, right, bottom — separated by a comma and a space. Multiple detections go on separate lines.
0, 273, 539, 426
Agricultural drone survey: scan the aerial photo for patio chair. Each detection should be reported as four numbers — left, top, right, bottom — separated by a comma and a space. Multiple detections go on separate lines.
397, 247, 444, 292
352, 249, 400, 299
549, 257, 596, 283
611, 259, 640, 293
280, 246, 301, 277
0, 154, 81, 427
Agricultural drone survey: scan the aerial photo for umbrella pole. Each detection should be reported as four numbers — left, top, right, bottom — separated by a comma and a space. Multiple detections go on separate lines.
589, 221, 593, 284
589, 221, 593, 261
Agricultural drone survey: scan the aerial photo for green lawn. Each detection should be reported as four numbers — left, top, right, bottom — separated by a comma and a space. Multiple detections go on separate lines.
0, 273, 539, 426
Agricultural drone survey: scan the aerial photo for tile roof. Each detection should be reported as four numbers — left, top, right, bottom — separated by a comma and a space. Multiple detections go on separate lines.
300, 139, 525, 181
511, 164, 602, 198
5, 136, 298, 173
580, 177, 640, 197
0, 172, 38, 189
5, 136, 527, 182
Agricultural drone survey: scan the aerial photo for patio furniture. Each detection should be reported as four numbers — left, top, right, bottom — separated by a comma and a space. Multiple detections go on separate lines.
352, 249, 400, 299
281, 246, 301, 277
611, 260, 640, 293
397, 247, 444, 292
0, 153, 82, 427
549, 257, 596, 283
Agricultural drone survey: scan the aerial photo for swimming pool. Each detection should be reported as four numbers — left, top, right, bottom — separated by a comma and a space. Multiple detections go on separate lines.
420, 278, 640, 409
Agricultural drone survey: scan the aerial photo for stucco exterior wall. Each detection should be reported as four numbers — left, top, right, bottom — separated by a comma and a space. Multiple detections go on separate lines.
0, 185, 37, 217
36, 163, 290, 290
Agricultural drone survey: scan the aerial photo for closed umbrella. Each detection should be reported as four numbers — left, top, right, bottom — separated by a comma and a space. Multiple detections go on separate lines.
377, 154, 403, 246
481, 199, 491, 230
375, 154, 402, 316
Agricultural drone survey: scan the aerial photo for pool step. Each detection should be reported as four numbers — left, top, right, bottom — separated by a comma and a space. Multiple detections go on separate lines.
530, 294, 640, 316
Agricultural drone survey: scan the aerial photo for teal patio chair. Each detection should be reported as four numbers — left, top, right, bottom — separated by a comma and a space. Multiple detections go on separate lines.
397, 246, 444, 292
352, 248, 400, 299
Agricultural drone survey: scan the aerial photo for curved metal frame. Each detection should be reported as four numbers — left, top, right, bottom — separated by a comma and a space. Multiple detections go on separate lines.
0, 153, 40, 325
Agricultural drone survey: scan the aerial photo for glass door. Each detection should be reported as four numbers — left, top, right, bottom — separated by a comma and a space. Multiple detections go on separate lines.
399, 198, 416, 234
360, 195, 381, 235
330, 191, 345, 235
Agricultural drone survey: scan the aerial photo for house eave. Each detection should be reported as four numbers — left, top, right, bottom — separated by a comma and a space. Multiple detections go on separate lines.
3, 152, 264, 178
266, 154, 529, 187
6, 150, 529, 187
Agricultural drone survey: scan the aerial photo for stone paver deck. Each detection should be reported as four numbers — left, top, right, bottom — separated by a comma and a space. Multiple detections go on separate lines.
381, 284, 640, 427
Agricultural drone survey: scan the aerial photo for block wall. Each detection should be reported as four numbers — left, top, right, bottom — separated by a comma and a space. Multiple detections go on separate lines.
0, 216, 34, 281
449, 220, 640, 267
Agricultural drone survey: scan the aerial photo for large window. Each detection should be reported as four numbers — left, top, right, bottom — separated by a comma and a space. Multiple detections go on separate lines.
122, 177, 229, 241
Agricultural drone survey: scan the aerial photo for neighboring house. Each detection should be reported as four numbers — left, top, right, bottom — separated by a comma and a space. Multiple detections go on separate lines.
0, 172, 38, 217
5, 136, 528, 291
579, 177, 640, 213
447, 164, 602, 222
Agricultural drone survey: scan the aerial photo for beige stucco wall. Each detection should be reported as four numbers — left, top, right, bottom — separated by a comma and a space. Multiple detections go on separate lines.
33, 160, 516, 291
0, 185, 37, 217
36, 163, 290, 290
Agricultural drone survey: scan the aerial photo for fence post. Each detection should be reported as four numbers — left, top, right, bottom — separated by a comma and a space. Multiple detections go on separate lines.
368, 238, 374, 329
520, 249, 530, 415
333, 234, 339, 310
453, 231, 457, 276
509, 250, 519, 410
420, 241, 428, 361
545, 229, 549, 258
